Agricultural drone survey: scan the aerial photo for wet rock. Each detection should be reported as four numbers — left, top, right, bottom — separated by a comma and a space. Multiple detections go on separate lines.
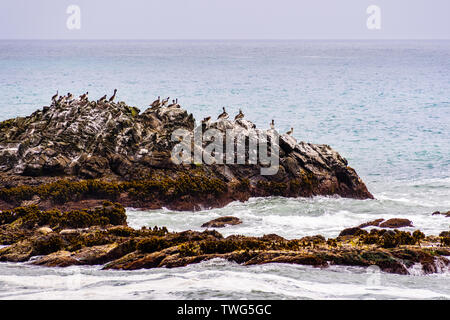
379, 218, 413, 228
32, 243, 122, 267
357, 218, 385, 228
201, 216, 242, 228
338, 227, 367, 237
0, 203, 448, 275
0, 95, 373, 211
37, 227, 53, 235
20, 195, 41, 207
432, 211, 450, 217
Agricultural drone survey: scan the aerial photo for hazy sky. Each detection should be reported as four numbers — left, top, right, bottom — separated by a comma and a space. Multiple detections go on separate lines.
0, 0, 449, 39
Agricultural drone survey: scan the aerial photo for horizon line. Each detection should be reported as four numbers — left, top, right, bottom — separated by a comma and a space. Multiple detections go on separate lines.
1, 38, 450, 41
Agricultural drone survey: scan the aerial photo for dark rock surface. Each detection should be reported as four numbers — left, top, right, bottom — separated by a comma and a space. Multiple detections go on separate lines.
201, 216, 242, 228
357, 218, 385, 228
0, 95, 372, 211
379, 218, 413, 229
432, 211, 450, 217
0, 203, 448, 275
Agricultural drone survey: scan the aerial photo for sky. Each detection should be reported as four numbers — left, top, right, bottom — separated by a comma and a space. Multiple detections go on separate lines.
0, 0, 449, 39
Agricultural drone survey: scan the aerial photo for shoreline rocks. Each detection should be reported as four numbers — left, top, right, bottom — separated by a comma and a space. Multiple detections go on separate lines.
201, 216, 242, 228
432, 211, 450, 217
0, 203, 448, 275
0, 95, 372, 212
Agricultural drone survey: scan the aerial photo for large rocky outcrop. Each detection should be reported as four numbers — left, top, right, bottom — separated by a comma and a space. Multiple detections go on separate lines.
0, 95, 372, 210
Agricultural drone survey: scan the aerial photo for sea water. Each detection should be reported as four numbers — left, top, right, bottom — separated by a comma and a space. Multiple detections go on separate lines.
0, 40, 449, 299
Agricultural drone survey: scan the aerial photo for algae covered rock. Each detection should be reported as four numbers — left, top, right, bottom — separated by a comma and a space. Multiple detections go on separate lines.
201, 216, 242, 228
0, 94, 373, 211
0, 203, 449, 275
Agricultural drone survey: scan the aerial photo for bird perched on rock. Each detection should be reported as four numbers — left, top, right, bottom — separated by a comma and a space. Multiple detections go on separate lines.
161, 97, 170, 107
202, 116, 211, 123
109, 89, 117, 102
234, 109, 244, 120
51, 90, 59, 102
98, 95, 107, 103
217, 107, 229, 120
286, 127, 294, 135
80, 92, 88, 101
67, 92, 74, 101
57, 95, 66, 104
168, 99, 178, 108
150, 96, 161, 108
270, 119, 275, 130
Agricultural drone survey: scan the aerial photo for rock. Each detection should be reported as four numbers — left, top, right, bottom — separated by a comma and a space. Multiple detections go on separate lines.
379, 218, 413, 228
279, 134, 297, 153
338, 227, 367, 237
432, 211, 450, 217
357, 218, 384, 228
20, 195, 41, 207
440, 231, 450, 237
37, 226, 53, 235
59, 229, 81, 236
0, 95, 373, 211
31, 251, 79, 267
201, 216, 242, 228
0, 204, 448, 275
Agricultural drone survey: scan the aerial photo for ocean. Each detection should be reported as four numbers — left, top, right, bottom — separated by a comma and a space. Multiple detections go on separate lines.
0, 40, 449, 299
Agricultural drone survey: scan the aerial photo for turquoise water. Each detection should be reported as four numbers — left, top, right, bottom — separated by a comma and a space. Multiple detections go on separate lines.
0, 40, 449, 299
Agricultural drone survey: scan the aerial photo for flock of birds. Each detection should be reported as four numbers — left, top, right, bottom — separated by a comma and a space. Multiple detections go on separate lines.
50, 90, 294, 135
51, 89, 117, 105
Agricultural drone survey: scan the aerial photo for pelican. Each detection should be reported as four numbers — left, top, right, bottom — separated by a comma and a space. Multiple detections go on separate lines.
234, 109, 244, 120
150, 96, 160, 108
168, 98, 180, 108
80, 92, 88, 101
58, 96, 66, 104
167, 99, 177, 108
98, 95, 107, 103
286, 127, 294, 135
161, 97, 170, 107
51, 91, 59, 102
109, 89, 117, 102
217, 107, 228, 120
270, 119, 275, 130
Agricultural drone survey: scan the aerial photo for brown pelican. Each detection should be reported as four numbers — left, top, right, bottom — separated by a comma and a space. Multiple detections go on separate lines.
161, 97, 170, 107
168, 99, 177, 108
109, 89, 117, 102
217, 107, 228, 120
51, 91, 59, 102
286, 127, 294, 135
150, 96, 160, 108
98, 95, 107, 103
80, 92, 88, 101
270, 119, 275, 130
234, 109, 244, 120
58, 96, 66, 104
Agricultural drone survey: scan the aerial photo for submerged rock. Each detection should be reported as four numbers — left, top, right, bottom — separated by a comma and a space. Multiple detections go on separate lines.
0, 95, 372, 211
201, 216, 242, 228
